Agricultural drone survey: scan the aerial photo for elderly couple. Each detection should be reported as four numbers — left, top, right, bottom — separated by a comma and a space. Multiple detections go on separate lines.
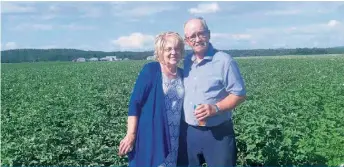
118, 17, 247, 167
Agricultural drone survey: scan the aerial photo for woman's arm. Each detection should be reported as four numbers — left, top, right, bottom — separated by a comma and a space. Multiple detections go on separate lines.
118, 63, 153, 156
126, 116, 138, 135
118, 116, 138, 156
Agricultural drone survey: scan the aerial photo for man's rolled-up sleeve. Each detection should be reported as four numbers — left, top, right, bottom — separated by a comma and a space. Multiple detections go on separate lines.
223, 59, 246, 96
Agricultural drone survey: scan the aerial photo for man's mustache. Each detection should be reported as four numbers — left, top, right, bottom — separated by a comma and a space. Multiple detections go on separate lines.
195, 42, 207, 46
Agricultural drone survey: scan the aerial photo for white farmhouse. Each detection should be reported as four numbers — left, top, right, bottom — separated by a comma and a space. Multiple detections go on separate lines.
100, 56, 118, 61
88, 57, 99, 61
75, 57, 86, 62
146, 56, 155, 60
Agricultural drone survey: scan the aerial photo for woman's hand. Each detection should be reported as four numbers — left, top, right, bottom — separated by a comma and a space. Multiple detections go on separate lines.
118, 133, 136, 156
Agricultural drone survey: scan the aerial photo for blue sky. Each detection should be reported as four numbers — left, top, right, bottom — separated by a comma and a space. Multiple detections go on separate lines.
1, 1, 344, 51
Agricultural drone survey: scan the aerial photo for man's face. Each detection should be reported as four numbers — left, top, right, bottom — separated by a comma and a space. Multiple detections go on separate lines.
184, 19, 210, 54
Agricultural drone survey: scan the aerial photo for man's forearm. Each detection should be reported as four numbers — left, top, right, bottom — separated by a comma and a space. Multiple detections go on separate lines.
216, 94, 246, 112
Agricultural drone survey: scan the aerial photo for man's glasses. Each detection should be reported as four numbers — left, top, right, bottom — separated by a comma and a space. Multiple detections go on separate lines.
185, 30, 209, 42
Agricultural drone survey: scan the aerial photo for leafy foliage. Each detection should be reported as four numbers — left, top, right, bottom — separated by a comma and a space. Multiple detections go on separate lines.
1, 56, 344, 166
235, 56, 344, 166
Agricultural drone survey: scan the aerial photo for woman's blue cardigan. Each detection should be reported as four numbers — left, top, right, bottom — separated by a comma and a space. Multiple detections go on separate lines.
127, 62, 187, 167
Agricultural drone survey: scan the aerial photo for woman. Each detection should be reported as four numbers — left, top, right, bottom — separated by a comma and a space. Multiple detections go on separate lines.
118, 32, 187, 167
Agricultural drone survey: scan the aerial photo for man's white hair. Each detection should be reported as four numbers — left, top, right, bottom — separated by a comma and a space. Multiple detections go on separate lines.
184, 17, 209, 31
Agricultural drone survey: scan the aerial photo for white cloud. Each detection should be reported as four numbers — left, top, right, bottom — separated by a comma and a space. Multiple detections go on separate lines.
38, 45, 58, 49
110, 1, 126, 10
78, 5, 103, 18
32, 24, 53, 30
111, 33, 154, 50
1, 2, 35, 14
36, 3, 105, 19
12, 23, 95, 31
110, 1, 127, 5
3, 42, 18, 50
60, 24, 96, 30
247, 21, 344, 48
6, 14, 56, 21
264, 9, 301, 15
46, 3, 105, 18
224, 2, 344, 18
189, 2, 220, 14
14, 24, 53, 31
283, 21, 343, 35
232, 34, 252, 40
212, 33, 252, 40
328, 20, 340, 27
49, 5, 59, 12
209, 19, 344, 49
210, 33, 253, 49
250, 40, 257, 45
114, 5, 176, 17
40, 15, 56, 20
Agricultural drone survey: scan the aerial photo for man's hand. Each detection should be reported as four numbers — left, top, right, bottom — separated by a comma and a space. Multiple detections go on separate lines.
118, 133, 136, 156
194, 104, 217, 121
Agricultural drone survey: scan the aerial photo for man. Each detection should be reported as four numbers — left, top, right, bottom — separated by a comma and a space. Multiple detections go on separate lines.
182, 17, 247, 166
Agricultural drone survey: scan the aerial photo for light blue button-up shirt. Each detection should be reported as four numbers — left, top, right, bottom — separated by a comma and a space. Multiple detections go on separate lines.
183, 43, 246, 127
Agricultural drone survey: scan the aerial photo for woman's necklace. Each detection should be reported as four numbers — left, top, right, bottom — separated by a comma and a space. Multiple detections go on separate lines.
162, 64, 177, 78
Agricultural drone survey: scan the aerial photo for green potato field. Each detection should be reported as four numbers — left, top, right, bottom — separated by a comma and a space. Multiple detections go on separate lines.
1, 55, 344, 166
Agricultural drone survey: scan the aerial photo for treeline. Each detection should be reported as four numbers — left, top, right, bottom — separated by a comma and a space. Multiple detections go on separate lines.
0, 49, 153, 63
1, 47, 344, 63
223, 47, 344, 57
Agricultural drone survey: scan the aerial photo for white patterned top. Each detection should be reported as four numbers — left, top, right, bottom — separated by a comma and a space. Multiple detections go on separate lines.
159, 70, 184, 167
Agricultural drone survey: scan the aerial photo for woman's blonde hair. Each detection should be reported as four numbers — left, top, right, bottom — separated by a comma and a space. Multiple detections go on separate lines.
154, 31, 185, 63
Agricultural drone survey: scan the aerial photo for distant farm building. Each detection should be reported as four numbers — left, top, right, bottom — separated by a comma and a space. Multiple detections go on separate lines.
74, 57, 86, 62
88, 57, 99, 61
100, 56, 118, 61
146, 56, 155, 60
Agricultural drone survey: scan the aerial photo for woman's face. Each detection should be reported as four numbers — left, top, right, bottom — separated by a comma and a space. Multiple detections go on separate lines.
160, 38, 182, 66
